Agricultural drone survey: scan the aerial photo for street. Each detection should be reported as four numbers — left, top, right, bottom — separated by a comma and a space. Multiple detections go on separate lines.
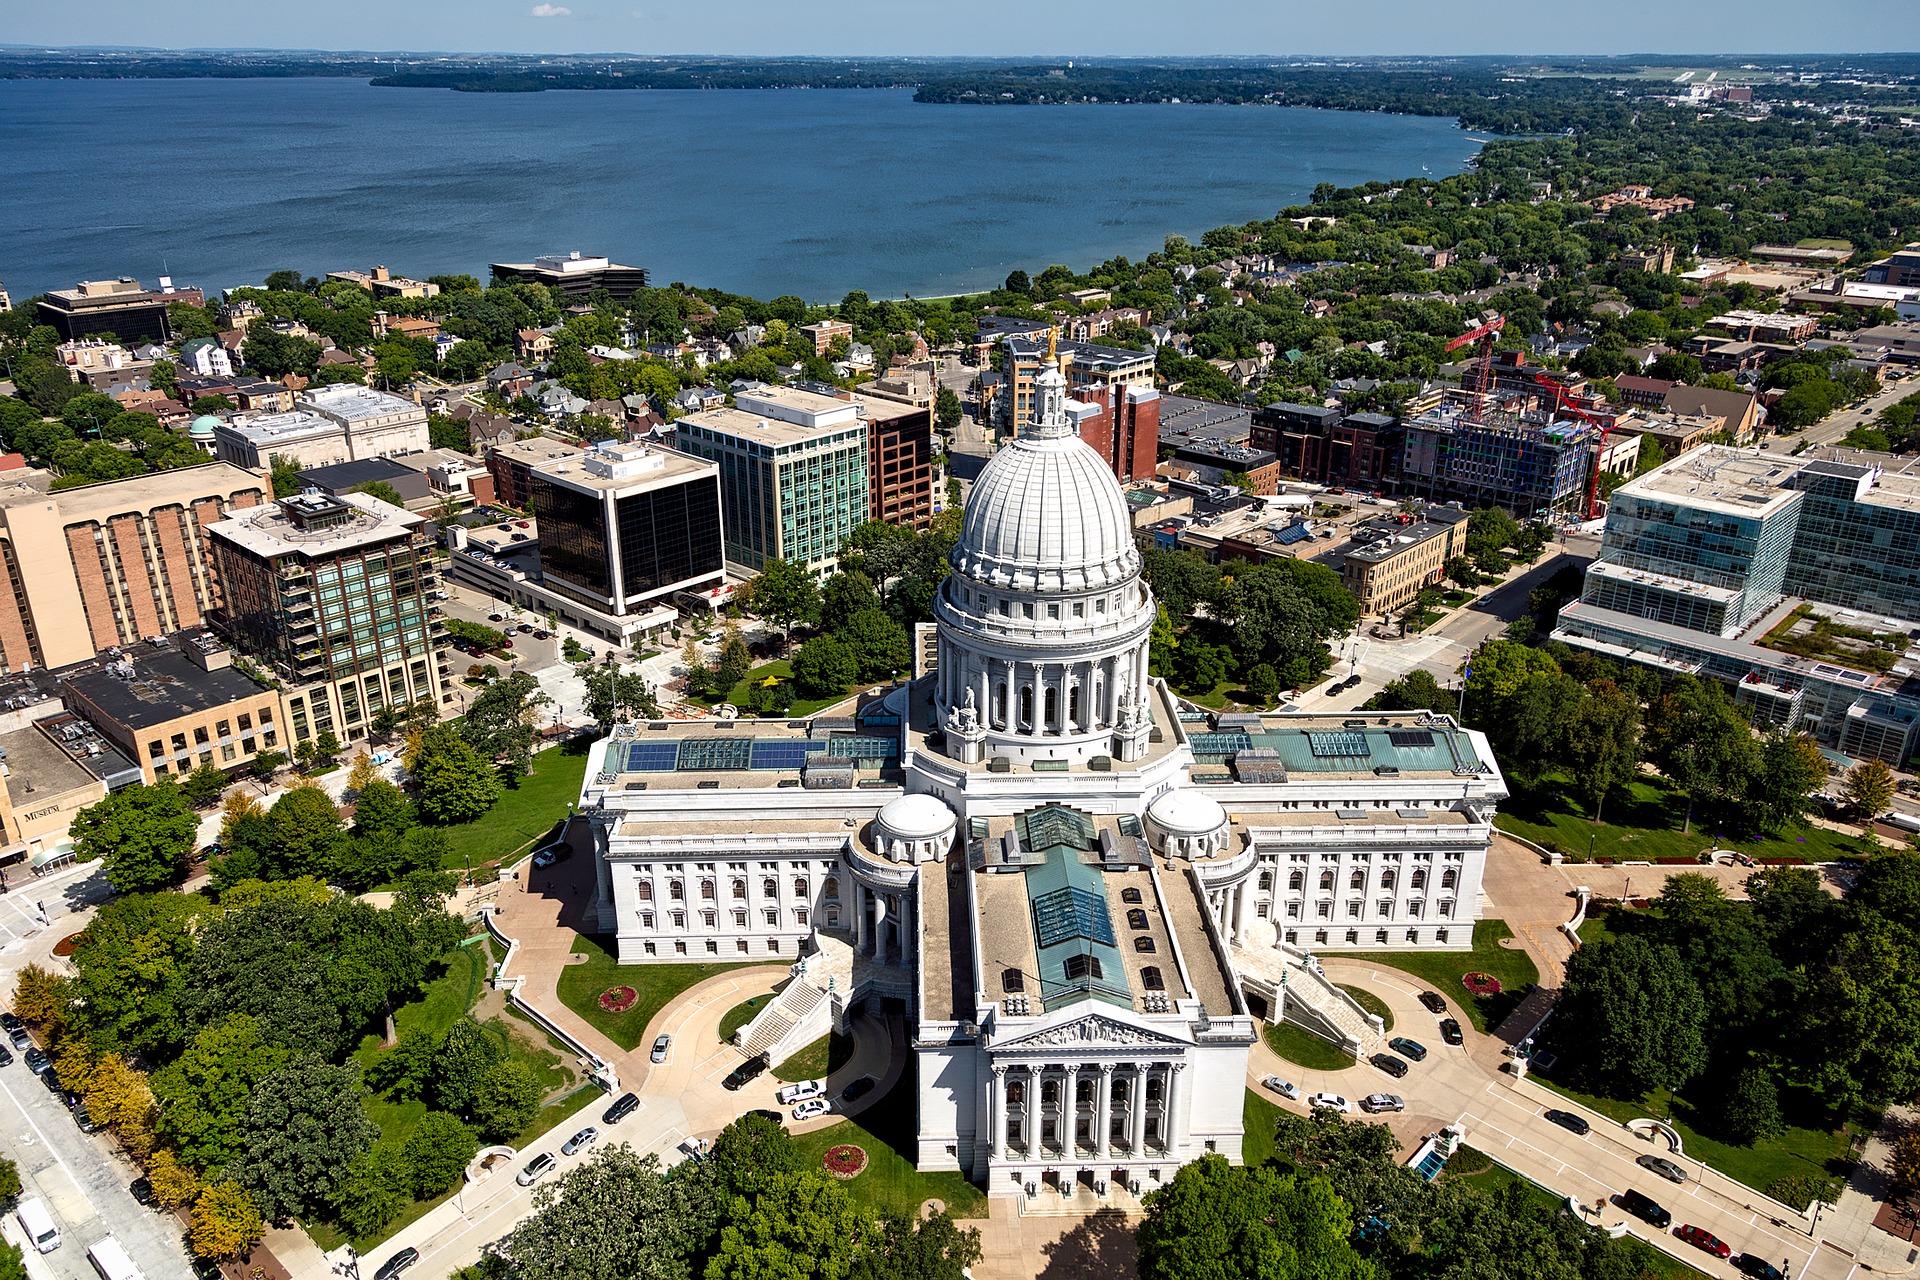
1785, 376, 1914, 450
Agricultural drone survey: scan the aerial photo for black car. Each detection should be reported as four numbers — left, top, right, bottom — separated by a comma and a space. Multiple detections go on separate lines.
841, 1077, 875, 1104
602, 1092, 640, 1125
1543, 1108, 1590, 1136
1733, 1255, 1785, 1280
1618, 1188, 1671, 1228
373, 1247, 420, 1280
1439, 1018, 1464, 1046
0, 1012, 22, 1032
723, 1055, 770, 1092
130, 1177, 156, 1207
23, 1047, 47, 1075
1387, 1037, 1428, 1062
40, 1068, 61, 1095
1417, 991, 1448, 1015
0, 1045, 13, 1067
747, 1109, 784, 1126
1370, 1053, 1409, 1079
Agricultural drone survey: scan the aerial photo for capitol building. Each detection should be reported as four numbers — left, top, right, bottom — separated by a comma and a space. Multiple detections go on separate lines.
576, 357, 1509, 1199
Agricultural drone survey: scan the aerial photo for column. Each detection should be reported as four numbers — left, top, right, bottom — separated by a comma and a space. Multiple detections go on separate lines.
1064, 1063, 1080, 1155
1169, 1062, 1191, 1156
1129, 1066, 1149, 1154
1234, 881, 1251, 944
854, 883, 869, 953
1095, 1063, 1113, 1159
991, 1064, 1008, 1158
872, 892, 890, 962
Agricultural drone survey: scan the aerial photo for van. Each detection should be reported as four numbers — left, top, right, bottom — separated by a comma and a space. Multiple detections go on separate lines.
87, 1235, 145, 1280
14, 1195, 59, 1253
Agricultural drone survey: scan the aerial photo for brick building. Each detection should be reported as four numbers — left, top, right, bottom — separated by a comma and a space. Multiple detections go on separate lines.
855, 396, 936, 531
1072, 382, 1162, 483
487, 437, 582, 509
1252, 402, 1401, 491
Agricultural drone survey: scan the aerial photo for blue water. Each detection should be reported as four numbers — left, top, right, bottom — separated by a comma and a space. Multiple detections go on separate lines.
0, 79, 1479, 302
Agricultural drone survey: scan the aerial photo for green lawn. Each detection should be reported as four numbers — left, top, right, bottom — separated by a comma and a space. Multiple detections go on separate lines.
1243, 1089, 1283, 1167
717, 996, 766, 1045
1264, 1020, 1358, 1071
1323, 920, 1540, 1033
429, 744, 590, 870
1338, 984, 1394, 1032
698, 661, 846, 718
1495, 773, 1860, 866
553, 934, 755, 1051
788, 1059, 987, 1220
774, 1032, 854, 1083
1531, 1073, 1860, 1198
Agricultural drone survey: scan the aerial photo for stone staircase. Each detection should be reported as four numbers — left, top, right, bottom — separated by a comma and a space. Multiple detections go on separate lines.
1285, 965, 1383, 1055
736, 977, 832, 1065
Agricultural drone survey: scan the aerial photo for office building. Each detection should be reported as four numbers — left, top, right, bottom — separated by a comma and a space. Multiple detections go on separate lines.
1251, 402, 1402, 493
0, 676, 141, 865
0, 463, 269, 671
36, 279, 172, 344
527, 441, 725, 627
487, 437, 581, 509
213, 385, 431, 471
60, 635, 283, 783
208, 491, 451, 745
1399, 405, 1597, 517
855, 395, 936, 531
488, 252, 649, 301
1340, 507, 1472, 617
577, 359, 1509, 1206
676, 387, 870, 575
1863, 244, 1920, 289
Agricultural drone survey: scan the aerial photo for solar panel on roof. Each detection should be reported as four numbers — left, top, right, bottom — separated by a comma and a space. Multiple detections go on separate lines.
1032, 886, 1116, 949
1275, 523, 1313, 545
750, 739, 827, 770
1308, 731, 1371, 758
622, 741, 680, 772
1388, 729, 1435, 749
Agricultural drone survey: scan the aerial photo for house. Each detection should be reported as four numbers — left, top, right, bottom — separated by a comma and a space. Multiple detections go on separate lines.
672, 386, 725, 414
377, 315, 443, 342
729, 325, 767, 352
514, 329, 555, 363
178, 337, 233, 378
488, 362, 535, 398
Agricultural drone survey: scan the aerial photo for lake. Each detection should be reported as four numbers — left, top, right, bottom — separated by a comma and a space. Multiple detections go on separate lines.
0, 79, 1480, 302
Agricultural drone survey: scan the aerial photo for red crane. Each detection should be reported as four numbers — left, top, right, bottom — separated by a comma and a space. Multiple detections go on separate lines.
1444, 314, 1506, 404
1531, 372, 1614, 521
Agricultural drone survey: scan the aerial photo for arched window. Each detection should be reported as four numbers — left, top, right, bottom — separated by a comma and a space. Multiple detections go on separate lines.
1350, 870, 1365, 890
1134, 936, 1156, 953
637, 881, 653, 901
700, 880, 715, 900
1289, 870, 1304, 892
1318, 870, 1334, 891
669, 880, 684, 900
1441, 869, 1457, 890
1258, 871, 1272, 891
1019, 685, 1034, 728
1120, 887, 1142, 904
1380, 870, 1396, 891
1141, 966, 1165, 991
1411, 869, 1427, 890
1044, 686, 1058, 728
763, 877, 778, 897
822, 876, 840, 901
1126, 908, 1149, 930
731, 879, 747, 900
1002, 968, 1025, 993
793, 877, 809, 898
1007, 1079, 1026, 1105
1041, 1079, 1059, 1106
1068, 685, 1080, 725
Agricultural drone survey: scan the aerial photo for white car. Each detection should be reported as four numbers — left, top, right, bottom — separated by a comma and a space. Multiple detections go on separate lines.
791, 1098, 832, 1121
1261, 1075, 1301, 1100
516, 1152, 556, 1186
1308, 1092, 1352, 1114
776, 1079, 826, 1106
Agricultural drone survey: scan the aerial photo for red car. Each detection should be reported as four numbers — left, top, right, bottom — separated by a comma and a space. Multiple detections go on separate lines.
1674, 1225, 1731, 1259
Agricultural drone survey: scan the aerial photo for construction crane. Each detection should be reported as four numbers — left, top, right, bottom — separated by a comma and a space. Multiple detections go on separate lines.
1444, 314, 1506, 405
1530, 372, 1615, 521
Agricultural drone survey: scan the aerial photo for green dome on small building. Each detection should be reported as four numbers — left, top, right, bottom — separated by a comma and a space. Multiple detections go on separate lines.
188, 414, 220, 440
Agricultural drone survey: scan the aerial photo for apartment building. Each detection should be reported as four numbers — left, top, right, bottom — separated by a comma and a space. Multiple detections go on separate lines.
0, 463, 268, 671
208, 491, 452, 745
488, 252, 649, 301
1000, 337, 1155, 443
1399, 405, 1597, 517
214, 384, 431, 471
797, 320, 854, 356
326, 265, 441, 299
675, 386, 870, 575
854, 396, 936, 532
1252, 402, 1401, 492
1340, 507, 1471, 617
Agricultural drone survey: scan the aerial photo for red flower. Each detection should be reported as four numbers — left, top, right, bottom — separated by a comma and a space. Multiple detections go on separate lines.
823, 1144, 868, 1178
1461, 972, 1502, 996
598, 985, 638, 1013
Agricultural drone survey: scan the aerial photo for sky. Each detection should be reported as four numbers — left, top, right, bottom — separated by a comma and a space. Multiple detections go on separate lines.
5, 0, 1914, 58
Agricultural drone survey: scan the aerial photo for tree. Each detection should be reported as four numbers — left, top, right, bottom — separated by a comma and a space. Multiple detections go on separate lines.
0, 1239, 21, 1280
849, 1211, 982, 1280
180, 762, 230, 808
433, 1018, 507, 1116
838, 609, 911, 683
708, 1112, 803, 1199
503, 1147, 722, 1280
188, 1182, 265, 1260
469, 1060, 542, 1143
262, 784, 348, 881
934, 385, 963, 434
226, 1054, 379, 1222
11, 965, 69, 1028
1561, 678, 1640, 824
819, 571, 881, 633
68, 779, 196, 894
67, 892, 201, 1056
460, 670, 548, 779
415, 725, 502, 824
1888, 1129, 1920, 1194
1746, 730, 1827, 834
1718, 1064, 1784, 1144
1004, 269, 1031, 295
1363, 669, 1449, 714
146, 1149, 202, 1209
1244, 663, 1281, 706
578, 662, 659, 726
706, 1170, 870, 1280
749, 558, 820, 638
1555, 935, 1708, 1096
0, 1157, 18, 1207
1644, 676, 1757, 833
1135, 1154, 1370, 1280
152, 1015, 294, 1171
1841, 758, 1895, 821
790, 635, 859, 698
329, 1145, 409, 1238
352, 776, 415, 840
354, 480, 407, 508
402, 1111, 479, 1198
240, 330, 323, 378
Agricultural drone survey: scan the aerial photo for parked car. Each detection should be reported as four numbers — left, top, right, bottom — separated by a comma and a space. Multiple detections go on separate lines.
1733, 1255, 1785, 1280
1359, 1094, 1405, 1114
532, 846, 568, 868
1543, 1108, 1590, 1136
1370, 1053, 1409, 1079
1618, 1188, 1671, 1228
40, 1068, 61, 1095
649, 1034, 671, 1063
0, 1045, 13, 1067
517, 1152, 556, 1186
603, 1092, 640, 1124
373, 1248, 420, 1280
561, 1127, 598, 1156
1308, 1093, 1352, 1114
840, 1077, 875, 1105
129, 1178, 156, 1207
23, 1047, 47, 1075
488, 613, 505, 622
1439, 1018, 1464, 1046
8, 1026, 30, 1051
1417, 991, 1448, 1014
791, 1099, 832, 1121
723, 1054, 770, 1091
1260, 1075, 1301, 1100
1387, 1037, 1428, 1062
1674, 1225, 1731, 1259
73, 1105, 101, 1134
776, 1080, 826, 1106
0, 1012, 21, 1033
1637, 1154, 1687, 1184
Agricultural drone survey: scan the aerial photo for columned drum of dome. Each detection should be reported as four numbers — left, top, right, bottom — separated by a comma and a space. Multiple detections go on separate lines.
933, 358, 1157, 765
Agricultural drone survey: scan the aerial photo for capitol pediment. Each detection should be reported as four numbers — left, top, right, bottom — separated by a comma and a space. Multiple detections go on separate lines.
996, 1013, 1186, 1050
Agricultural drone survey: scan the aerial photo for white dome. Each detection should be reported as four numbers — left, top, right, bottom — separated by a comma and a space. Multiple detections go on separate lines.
1146, 788, 1228, 837
876, 793, 956, 841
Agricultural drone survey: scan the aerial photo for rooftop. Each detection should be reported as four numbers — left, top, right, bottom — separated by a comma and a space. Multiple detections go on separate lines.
61, 646, 270, 731
0, 462, 258, 521
677, 404, 867, 450
589, 702, 904, 793
208, 490, 424, 559
531, 441, 714, 494
491, 437, 581, 467
299, 384, 425, 423
1617, 448, 1807, 519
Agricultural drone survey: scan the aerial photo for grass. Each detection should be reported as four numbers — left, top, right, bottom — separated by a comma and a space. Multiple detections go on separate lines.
1323, 920, 1540, 1033
698, 660, 845, 718
429, 743, 590, 870
1494, 773, 1861, 866
553, 934, 755, 1051
1338, 983, 1394, 1032
788, 1057, 987, 1220
1530, 1072, 1862, 1197
774, 1031, 854, 1083
1243, 1089, 1283, 1167
717, 996, 766, 1045
1264, 1020, 1358, 1071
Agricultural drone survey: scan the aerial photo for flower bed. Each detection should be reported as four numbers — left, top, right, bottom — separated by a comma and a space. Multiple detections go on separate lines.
51, 932, 87, 959
1461, 972, 1502, 997
598, 986, 638, 1014
823, 1144, 868, 1179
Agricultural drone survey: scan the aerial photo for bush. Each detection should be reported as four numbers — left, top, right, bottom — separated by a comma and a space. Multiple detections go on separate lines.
401, 1112, 478, 1198
1766, 1173, 1843, 1212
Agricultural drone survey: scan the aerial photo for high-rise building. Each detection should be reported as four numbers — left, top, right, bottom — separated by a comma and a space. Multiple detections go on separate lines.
36, 279, 172, 344
208, 491, 451, 745
675, 387, 870, 575
488, 252, 649, 301
0, 463, 268, 671
853, 395, 936, 531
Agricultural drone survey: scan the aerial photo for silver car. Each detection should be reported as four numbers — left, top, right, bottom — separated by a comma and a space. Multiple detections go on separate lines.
650, 1034, 671, 1063
561, 1126, 598, 1156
